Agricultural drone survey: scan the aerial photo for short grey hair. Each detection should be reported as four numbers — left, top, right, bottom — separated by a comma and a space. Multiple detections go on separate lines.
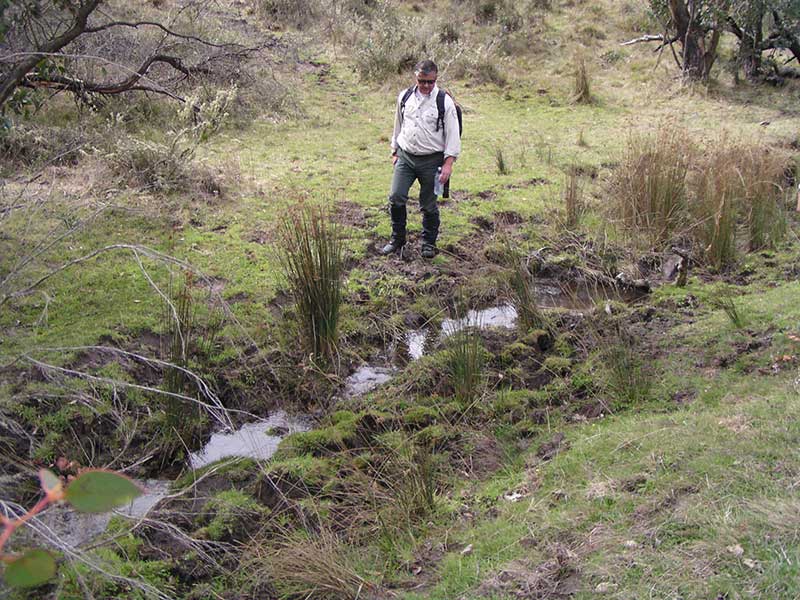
414, 60, 438, 76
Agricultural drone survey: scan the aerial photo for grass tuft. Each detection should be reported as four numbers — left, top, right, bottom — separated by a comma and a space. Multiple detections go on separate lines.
599, 321, 653, 407
495, 146, 510, 175
500, 240, 548, 331
254, 527, 373, 600
278, 205, 344, 360
611, 122, 692, 247
563, 166, 583, 229
571, 52, 593, 104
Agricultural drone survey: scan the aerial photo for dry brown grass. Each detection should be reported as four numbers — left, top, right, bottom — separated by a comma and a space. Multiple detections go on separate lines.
611, 121, 693, 248
249, 526, 375, 600
571, 52, 593, 104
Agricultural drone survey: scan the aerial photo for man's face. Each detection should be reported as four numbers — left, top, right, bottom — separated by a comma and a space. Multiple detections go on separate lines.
415, 71, 437, 94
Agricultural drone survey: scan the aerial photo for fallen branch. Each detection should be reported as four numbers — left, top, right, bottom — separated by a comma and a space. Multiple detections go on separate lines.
621, 34, 665, 46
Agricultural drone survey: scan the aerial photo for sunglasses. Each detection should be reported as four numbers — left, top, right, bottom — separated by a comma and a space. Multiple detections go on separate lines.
417, 78, 436, 85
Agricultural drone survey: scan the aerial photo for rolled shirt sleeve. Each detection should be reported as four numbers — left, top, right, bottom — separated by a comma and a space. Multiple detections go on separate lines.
390, 90, 404, 154
442, 94, 461, 160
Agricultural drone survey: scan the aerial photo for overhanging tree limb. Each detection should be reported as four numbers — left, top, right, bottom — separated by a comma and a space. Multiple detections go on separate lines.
0, 0, 102, 107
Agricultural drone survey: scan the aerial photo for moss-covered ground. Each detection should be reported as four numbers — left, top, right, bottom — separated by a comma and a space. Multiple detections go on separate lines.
3, 0, 800, 598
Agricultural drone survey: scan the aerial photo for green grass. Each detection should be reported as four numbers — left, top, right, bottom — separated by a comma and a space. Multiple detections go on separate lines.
4, 1, 800, 597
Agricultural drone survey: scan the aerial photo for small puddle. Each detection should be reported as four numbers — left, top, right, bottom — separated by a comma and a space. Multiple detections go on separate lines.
344, 365, 395, 398
30, 479, 171, 548
189, 410, 309, 469
398, 283, 644, 361
534, 281, 637, 310
441, 304, 518, 334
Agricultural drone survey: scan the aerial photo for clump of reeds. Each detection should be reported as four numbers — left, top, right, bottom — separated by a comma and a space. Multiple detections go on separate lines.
611, 122, 693, 247
495, 146, 510, 175
500, 239, 548, 331
446, 324, 486, 405
599, 322, 652, 406
256, 527, 373, 600
571, 52, 593, 104
736, 144, 788, 251
278, 206, 343, 359
376, 436, 438, 523
563, 166, 583, 229
710, 286, 746, 329
161, 272, 194, 399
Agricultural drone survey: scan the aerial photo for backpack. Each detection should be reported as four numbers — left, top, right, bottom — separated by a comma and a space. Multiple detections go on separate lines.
400, 86, 462, 198
400, 87, 463, 138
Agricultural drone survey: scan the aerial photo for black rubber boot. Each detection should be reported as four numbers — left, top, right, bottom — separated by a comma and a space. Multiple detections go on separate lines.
381, 204, 406, 255
421, 210, 439, 258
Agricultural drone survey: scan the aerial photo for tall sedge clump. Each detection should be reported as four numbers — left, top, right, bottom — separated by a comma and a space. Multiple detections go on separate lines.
611, 123, 692, 247
563, 166, 582, 229
600, 321, 652, 407
691, 144, 738, 270
501, 239, 547, 331
278, 206, 343, 359
736, 144, 788, 251
571, 52, 593, 104
446, 325, 485, 405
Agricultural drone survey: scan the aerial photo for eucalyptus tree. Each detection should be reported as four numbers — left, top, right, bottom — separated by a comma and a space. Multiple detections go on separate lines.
0, 0, 260, 119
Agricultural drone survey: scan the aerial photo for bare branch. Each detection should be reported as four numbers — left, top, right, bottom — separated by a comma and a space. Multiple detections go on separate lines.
0, 0, 103, 107
84, 19, 241, 49
621, 34, 666, 46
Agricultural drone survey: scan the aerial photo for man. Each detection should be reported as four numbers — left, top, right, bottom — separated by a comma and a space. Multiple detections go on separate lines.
381, 59, 461, 259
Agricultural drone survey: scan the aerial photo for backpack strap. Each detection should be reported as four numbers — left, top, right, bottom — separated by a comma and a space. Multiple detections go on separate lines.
436, 89, 446, 133
399, 86, 415, 121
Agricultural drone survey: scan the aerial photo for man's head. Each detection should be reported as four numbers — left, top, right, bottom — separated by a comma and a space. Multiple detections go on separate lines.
414, 59, 438, 94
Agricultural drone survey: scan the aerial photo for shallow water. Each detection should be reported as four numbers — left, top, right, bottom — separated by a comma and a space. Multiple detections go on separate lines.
31, 479, 171, 548
344, 365, 395, 397
441, 304, 518, 334
189, 410, 309, 469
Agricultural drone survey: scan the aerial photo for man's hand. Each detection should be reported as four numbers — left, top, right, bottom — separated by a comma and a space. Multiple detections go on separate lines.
392, 154, 398, 166
440, 159, 454, 184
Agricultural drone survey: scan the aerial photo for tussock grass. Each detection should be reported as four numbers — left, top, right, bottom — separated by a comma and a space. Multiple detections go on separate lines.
278, 206, 343, 360
598, 321, 653, 406
499, 239, 548, 332
611, 122, 693, 247
446, 325, 486, 405
571, 52, 593, 104
495, 146, 510, 175
735, 144, 789, 251
252, 527, 373, 600
691, 143, 739, 270
373, 435, 439, 530
563, 166, 582, 229
709, 285, 747, 329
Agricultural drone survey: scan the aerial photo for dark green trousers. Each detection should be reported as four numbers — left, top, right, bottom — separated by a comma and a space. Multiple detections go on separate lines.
388, 147, 443, 246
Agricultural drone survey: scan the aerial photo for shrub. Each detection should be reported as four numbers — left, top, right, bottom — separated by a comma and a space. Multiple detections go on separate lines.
353, 2, 424, 81
277, 206, 344, 359
257, 0, 321, 29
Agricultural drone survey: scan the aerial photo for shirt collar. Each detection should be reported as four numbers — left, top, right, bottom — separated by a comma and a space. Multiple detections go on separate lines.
415, 85, 438, 100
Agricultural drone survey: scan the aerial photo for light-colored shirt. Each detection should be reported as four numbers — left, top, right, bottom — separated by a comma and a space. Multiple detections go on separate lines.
391, 85, 461, 159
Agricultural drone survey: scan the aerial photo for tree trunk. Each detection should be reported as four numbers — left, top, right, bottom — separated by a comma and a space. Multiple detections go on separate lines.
668, 0, 720, 81
0, 0, 103, 108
